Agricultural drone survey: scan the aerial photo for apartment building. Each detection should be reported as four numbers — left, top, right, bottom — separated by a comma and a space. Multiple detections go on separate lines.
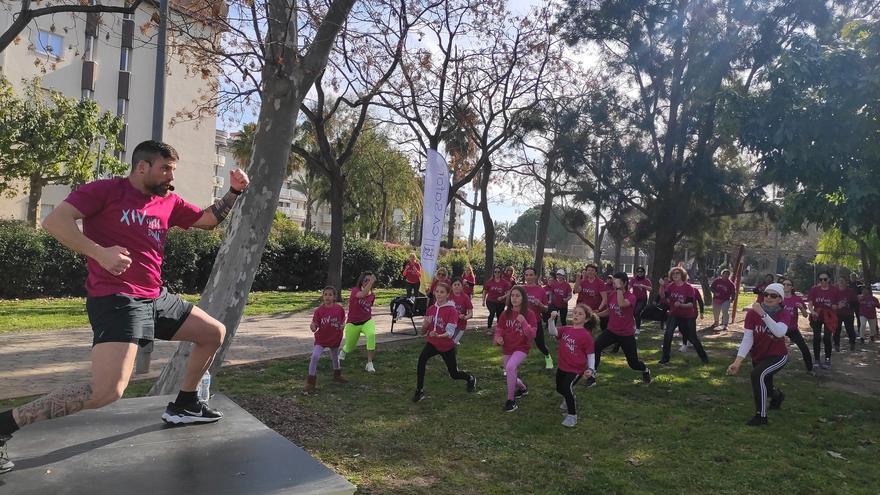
0, 0, 220, 221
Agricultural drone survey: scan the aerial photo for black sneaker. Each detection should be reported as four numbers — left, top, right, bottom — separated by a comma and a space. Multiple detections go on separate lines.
504, 400, 518, 412
769, 390, 785, 410
850, 343, 856, 352
466, 375, 477, 393
746, 415, 768, 427
642, 369, 653, 384
834, 343, 840, 352
0, 434, 13, 474
162, 401, 223, 425
584, 376, 597, 388
515, 387, 528, 399
658, 359, 670, 366
412, 390, 425, 403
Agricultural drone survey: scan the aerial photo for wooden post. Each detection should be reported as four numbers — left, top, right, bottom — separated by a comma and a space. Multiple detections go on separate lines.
135, 342, 153, 374
730, 244, 746, 325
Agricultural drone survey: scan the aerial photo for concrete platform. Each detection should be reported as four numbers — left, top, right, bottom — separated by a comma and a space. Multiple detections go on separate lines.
0, 394, 355, 495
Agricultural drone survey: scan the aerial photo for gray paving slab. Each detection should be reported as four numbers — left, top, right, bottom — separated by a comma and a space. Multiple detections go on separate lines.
0, 394, 355, 495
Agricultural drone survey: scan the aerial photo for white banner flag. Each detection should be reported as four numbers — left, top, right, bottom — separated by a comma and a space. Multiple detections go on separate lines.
419, 149, 450, 289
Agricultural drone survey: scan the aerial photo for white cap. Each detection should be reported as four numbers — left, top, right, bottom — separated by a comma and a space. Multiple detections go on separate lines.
764, 283, 785, 297
556, 269, 566, 276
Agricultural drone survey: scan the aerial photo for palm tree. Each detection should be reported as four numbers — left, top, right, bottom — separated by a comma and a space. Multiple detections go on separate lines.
228, 123, 257, 169
289, 165, 327, 233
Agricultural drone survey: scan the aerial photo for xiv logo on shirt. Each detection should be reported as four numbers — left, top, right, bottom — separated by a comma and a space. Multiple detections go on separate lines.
562, 333, 577, 354
120, 209, 164, 245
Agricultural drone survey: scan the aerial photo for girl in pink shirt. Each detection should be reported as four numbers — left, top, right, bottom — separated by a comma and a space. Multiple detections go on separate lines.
548, 304, 596, 427
412, 282, 477, 403
522, 267, 554, 369
450, 279, 473, 344
781, 279, 813, 373
858, 286, 879, 341
462, 265, 477, 297
483, 266, 512, 335
591, 272, 652, 387
304, 286, 347, 393
494, 286, 538, 413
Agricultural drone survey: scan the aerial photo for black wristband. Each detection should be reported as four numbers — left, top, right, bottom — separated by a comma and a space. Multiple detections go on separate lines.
229, 187, 243, 195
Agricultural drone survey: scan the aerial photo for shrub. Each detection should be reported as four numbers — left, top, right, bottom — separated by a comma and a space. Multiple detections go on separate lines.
162, 228, 222, 294
0, 221, 46, 298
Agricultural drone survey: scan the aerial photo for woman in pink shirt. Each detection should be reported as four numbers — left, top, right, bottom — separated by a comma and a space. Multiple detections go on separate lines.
548, 304, 596, 428
412, 282, 476, 403
548, 270, 573, 326
834, 276, 858, 352
727, 283, 790, 426
449, 279, 473, 344
710, 269, 736, 329
591, 272, 652, 387
493, 286, 538, 413
806, 271, 838, 369
858, 286, 879, 341
483, 266, 512, 335
659, 267, 709, 365
462, 264, 477, 297
522, 267, 554, 369
402, 254, 422, 298
781, 278, 813, 373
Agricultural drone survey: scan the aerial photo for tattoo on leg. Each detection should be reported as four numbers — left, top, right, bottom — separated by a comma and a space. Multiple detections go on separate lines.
13, 384, 94, 427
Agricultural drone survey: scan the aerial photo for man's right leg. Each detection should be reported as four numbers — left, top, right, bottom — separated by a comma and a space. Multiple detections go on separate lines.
0, 342, 138, 473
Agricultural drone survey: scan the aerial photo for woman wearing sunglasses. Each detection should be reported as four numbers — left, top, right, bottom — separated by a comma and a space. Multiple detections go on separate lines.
659, 267, 709, 365
727, 283, 790, 426
780, 279, 813, 373
807, 272, 838, 369
483, 266, 512, 336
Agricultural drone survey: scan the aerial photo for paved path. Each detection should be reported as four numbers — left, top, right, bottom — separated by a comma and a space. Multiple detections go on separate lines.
0, 303, 492, 400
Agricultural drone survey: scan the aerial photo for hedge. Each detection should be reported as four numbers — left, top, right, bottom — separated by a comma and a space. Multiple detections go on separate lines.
0, 219, 584, 299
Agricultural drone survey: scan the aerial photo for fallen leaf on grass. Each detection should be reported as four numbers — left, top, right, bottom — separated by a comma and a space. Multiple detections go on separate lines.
627, 457, 642, 466
826, 451, 847, 460
583, 453, 593, 461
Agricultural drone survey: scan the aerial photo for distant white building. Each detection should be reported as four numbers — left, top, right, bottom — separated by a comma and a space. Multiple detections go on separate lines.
214, 130, 332, 234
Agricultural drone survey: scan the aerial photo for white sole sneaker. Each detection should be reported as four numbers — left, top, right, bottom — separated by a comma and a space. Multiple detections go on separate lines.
365, 362, 376, 373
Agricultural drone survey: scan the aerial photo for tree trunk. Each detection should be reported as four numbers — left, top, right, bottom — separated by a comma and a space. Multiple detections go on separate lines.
150, 0, 356, 394
534, 164, 554, 274
27, 174, 45, 228
855, 236, 877, 284
326, 171, 345, 292
446, 197, 457, 247
593, 226, 605, 266
479, 164, 494, 280
304, 199, 313, 233
649, 227, 677, 292
612, 237, 622, 271
468, 186, 478, 249
695, 253, 712, 305
380, 190, 388, 241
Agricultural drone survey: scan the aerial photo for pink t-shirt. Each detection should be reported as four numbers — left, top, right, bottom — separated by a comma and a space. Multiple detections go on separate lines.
549, 280, 572, 308
836, 287, 858, 316
555, 326, 595, 375
631, 277, 652, 301
807, 285, 839, 312
64, 178, 202, 298
522, 284, 549, 314
606, 291, 637, 336
744, 309, 790, 363
451, 292, 473, 330
782, 295, 805, 328
402, 261, 421, 284
576, 277, 608, 310
710, 278, 736, 303
858, 294, 880, 319
496, 309, 537, 356
311, 304, 345, 348
483, 277, 511, 303
425, 302, 459, 353
462, 273, 476, 296
666, 283, 698, 318
346, 287, 375, 323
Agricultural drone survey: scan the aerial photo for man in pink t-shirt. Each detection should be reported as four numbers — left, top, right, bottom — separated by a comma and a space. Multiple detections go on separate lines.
0, 141, 250, 470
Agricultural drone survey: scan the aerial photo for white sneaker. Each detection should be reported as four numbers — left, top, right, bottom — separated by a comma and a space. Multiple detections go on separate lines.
561, 414, 578, 427
503, 369, 507, 377
679, 344, 688, 353
365, 362, 376, 373
338, 349, 346, 361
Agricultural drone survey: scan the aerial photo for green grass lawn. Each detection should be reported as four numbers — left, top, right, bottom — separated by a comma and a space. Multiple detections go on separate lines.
0, 288, 410, 334
196, 326, 880, 493
2, 319, 875, 493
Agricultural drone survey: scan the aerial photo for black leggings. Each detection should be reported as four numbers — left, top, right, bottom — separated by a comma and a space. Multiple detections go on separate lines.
556, 370, 582, 415
834, 313, 856, 347
534, 318, 550, 357
634, 299, 647, 329
549, 304, 568, 327
810, 319, 833, 360
405, 282, 421, 298
594, 331, 647, 372
486, 301, 506, 329
786, 327, 813, 372
751, 354, 788, 417
662, 316, 708, 363
415, 343, 470, 391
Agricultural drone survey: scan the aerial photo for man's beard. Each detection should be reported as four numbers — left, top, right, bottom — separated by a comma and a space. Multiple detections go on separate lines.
148, 182, 174, 196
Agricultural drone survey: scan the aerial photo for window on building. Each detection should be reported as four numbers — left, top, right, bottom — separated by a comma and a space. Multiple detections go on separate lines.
40, 204, 55, 221
82, 89, 93, 100
36, 31, 64, 57
83, 35, 96, 61
119, 48, 131, 71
